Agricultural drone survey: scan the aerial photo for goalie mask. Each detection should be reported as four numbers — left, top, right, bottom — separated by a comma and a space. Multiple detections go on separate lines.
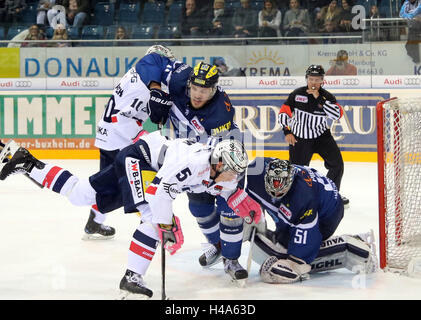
264, 159, 294, 198
145, 45, 176, 61
210, 139, 248, 177
188, 62, 219, 100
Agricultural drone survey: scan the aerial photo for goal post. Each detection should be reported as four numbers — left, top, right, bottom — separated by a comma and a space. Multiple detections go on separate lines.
377, 97, 421, 271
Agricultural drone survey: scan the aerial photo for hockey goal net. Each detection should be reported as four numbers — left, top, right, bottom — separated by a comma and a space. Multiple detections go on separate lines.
377, 97, 421, 271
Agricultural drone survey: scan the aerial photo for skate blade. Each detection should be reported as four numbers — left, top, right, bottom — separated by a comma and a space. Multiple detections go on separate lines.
0, 140, 20, 173
119, 290, 151, 300
82, 233, 115, 241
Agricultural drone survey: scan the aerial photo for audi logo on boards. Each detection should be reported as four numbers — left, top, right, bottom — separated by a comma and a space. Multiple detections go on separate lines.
341, 79, 360, 86
14, 80, 33, 88
278, 79, 297, 86
81, 80, 100, 87
218, 79, 234, 86
404, 78, 421, 85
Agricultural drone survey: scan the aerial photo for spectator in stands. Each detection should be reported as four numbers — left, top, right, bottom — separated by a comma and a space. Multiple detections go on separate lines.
113, 26, 132, 46
337, 0, 356, 33
326, 49, 357, 75
48, 23, 70, 47
400, 0, 421, 63
283, 0, 311, 37
4, 0, 26, 23
37, 0, 54, 25
319, 0, 343, 27
181, 0, 207, 37
313, 8, 325, 32
0, 1, 6, 23
319, 19, 340, 43
207, 0, 232, 36
307, 0, 330, 13
258, 0, 282, 37
21, 24, 46, 47
213, 57, 246, 76
232, 0, 258, 38
64, 0, 90, 28
366, 4, 384, 41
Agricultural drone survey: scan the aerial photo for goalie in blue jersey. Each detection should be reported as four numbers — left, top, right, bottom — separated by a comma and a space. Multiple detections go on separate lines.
242, 157, 377, 283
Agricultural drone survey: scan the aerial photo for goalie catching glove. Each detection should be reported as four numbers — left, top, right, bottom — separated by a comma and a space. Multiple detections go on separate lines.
148, 88, 172, 125
158, 215, 184, 255
260, 255, 311, 284
227, 188, 262, 224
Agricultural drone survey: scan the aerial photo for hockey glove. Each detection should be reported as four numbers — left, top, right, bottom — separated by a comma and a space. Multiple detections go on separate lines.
148, 88, 172, 125
158, 215, 184, 255
260, 255, 311, 284
227, 188, 262, 224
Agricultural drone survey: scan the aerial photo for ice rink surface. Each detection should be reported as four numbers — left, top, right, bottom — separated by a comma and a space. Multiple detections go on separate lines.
1, 159, 421, 300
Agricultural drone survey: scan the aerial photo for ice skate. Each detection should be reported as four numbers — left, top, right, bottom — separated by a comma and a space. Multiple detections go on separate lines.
199, 242, 222, 267
82, 210, 115, 240
0, 140, 44, 180
223, 258, 248, 286
119, 269, 153, 300
341, 195, 350, 208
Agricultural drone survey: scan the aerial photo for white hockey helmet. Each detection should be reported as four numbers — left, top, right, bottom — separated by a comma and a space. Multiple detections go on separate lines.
145, 45, 176, 61
264, 159, 295, 198
210, 139, 248, 175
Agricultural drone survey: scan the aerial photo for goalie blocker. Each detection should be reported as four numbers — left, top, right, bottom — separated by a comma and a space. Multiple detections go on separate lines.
249, 228, 377, 284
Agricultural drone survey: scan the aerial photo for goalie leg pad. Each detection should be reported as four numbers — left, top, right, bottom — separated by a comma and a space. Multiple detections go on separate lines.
252, 232, 288, 266
311, 231, 377, 274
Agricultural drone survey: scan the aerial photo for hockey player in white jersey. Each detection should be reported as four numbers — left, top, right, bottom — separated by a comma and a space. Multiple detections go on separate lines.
0, 132, 262, 298
83, 45, 176, 240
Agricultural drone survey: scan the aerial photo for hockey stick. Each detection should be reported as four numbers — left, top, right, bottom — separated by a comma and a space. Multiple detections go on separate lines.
247, 226, 257, 274
161, 243, 167, 300
157, 122, 168, 301
246, 210, 257, 274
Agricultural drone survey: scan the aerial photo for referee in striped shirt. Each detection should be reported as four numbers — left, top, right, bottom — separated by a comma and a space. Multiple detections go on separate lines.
278, 65, 349, 205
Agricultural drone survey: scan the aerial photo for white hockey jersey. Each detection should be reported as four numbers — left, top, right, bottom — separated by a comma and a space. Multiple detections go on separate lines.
95, 67, 150, 151
140, 132, 238, 225
95, 53, 180, 151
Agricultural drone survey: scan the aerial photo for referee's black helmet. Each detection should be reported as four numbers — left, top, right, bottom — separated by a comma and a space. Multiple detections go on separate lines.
305, 65, 325, 78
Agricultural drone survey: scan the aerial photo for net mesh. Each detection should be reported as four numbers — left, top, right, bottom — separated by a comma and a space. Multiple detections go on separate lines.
382, 98, 421, 270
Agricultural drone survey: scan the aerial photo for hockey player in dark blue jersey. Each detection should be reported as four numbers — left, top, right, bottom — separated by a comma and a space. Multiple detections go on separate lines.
146, 58, 252, 281
241, 157, 377, 284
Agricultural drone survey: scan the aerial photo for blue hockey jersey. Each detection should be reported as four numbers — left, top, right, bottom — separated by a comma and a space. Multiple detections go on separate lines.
167, 63, 237, 143
245, 157, 343, 263
136, 54, 237, 143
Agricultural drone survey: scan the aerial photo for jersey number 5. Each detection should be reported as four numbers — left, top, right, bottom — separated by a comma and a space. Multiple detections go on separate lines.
176, 168, 192, 182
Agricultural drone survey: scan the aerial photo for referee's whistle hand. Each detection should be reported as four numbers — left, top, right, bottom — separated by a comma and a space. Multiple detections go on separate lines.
285, 134, 297, 146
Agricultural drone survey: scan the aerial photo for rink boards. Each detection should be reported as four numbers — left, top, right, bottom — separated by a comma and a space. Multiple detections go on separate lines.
0, 87, 420, 162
